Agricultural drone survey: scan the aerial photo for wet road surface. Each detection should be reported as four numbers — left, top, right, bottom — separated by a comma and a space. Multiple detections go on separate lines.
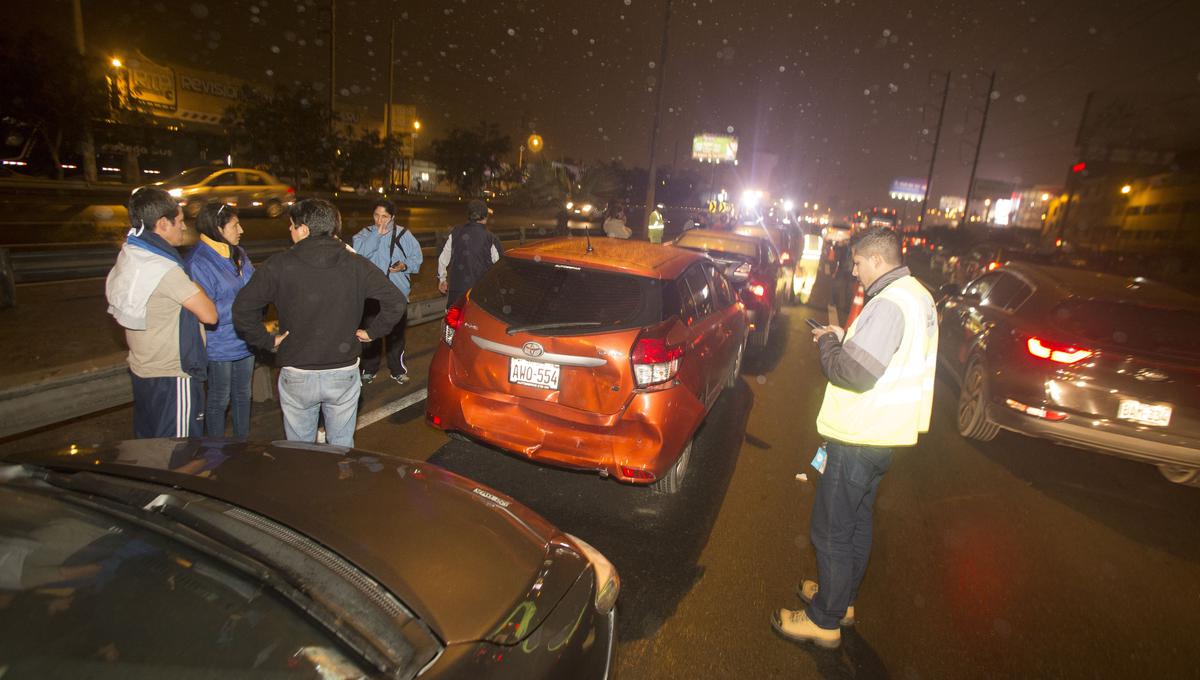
5, 305, 1200, 679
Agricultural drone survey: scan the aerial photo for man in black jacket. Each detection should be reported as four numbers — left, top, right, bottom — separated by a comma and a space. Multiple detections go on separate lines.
233, 198, 406, 446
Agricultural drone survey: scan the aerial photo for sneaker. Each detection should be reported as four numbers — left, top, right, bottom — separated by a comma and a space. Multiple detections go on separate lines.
770, 608, 841, 649
390, 373, 410, 385
360, 371, 376, 385
796, 580, 854, 628
796, 580, 855, 626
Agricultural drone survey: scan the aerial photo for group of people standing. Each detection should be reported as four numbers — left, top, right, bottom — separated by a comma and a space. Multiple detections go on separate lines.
107, 189, 506, 449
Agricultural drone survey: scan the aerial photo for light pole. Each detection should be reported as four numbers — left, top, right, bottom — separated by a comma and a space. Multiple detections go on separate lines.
409, 120, 421, 191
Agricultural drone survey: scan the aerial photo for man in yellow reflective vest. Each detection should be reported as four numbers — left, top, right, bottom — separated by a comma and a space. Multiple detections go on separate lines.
647, 204, 665, 244
771, 226, 937, 650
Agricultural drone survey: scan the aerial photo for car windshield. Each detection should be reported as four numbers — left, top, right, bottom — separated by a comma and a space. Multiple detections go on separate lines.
471, 258, 664, 334
158, 167, 216, 187
0, 482, 370, 679
1052, 301, 1200, 360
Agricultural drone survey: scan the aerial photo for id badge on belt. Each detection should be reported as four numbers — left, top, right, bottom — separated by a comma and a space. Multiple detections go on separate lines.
811, 443, 828, 475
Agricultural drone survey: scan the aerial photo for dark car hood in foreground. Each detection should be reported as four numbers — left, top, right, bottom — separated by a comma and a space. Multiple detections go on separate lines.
5, 439, 574, 645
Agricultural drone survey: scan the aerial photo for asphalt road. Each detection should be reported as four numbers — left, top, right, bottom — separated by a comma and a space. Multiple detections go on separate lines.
4, 306, 1199, 679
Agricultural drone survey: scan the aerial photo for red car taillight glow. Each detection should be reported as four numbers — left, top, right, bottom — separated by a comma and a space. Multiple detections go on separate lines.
443, 304, 464, 346
1026, 337, 1093, 365
619, 466, 656, 481
631, 331, 684, 388
748, 283, 767, 298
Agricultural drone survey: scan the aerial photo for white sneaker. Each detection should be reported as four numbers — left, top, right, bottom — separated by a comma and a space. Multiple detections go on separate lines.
770, 608, 841, 649
797, 580, 855, 626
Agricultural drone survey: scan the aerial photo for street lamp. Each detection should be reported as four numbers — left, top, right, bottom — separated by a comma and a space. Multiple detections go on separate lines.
110, 57, 122, 68
1120, 184, 1132, 195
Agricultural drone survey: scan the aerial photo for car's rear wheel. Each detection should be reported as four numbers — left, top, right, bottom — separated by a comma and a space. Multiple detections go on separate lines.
957, 359, 1000, 441
652, 437, 693, 495
726, 340, 745, 388
265, 199, 284, 218
1157, 464, 1200, 486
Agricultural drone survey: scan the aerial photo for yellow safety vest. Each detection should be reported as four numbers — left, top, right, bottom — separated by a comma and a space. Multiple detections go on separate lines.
816, 275, 937, 447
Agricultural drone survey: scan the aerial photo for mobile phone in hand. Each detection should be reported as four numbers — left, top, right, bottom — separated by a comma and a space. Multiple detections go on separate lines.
806, 318, 825, 330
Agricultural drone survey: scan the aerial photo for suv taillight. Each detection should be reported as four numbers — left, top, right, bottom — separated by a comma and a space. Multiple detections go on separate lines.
631, 328, 684, 388
443, 304, 464, 346
1026, 337, 1093, 365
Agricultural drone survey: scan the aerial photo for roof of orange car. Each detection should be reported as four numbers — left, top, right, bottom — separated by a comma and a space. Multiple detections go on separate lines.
506, 236, 702, 278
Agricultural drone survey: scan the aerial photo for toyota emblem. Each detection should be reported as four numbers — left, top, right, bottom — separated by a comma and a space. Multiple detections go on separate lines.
522, 341, 545, 358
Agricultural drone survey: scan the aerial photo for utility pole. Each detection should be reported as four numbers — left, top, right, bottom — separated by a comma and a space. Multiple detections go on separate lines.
1055, 91, 1095, 245
918, 70, 951, 232
962, 70, 996, 228
386, 15, 396, 189
329, 0, 337, 135
642, 0, 674, 230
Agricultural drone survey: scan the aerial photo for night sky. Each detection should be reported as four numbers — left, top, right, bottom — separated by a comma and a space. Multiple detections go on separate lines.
6, 0, 1199, 208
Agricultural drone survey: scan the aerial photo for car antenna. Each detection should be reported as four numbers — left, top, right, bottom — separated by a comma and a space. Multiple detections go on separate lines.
584, 224, 594, 254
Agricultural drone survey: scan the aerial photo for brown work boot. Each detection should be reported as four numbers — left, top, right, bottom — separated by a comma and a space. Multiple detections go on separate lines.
770, 608, 841, 649
797, 580, 855, 626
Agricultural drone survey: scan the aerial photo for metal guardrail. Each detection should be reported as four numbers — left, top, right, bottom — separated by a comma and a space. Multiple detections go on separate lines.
6, 226, 548, 284
0, 294, 452, 440
0, 226, 555, 438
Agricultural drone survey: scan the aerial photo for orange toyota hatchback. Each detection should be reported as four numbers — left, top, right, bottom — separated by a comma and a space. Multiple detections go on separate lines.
426, 238, 748, 493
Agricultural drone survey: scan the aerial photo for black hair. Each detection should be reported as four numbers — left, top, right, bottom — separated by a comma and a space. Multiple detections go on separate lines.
196, 202, 244, 274
850, 226, 903, 265
372, 199, 397, 218
288, 198, 341, 237
129, 187, 178, 234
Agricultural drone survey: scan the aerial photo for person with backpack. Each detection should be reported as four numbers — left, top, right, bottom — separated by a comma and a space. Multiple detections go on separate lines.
352, 199, 422, 385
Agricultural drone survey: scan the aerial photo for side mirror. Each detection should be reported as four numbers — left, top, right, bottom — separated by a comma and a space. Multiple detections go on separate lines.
938, 283, 962, 299
726, 263, 750, 283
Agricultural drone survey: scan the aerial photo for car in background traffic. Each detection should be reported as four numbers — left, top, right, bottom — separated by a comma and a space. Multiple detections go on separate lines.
942, 239, 1050, 285
426, 237, 748, 494
0, 438, 618, 678
143, 166, 295, 218
938, 263, 1200, 486
672, 229, 788, 351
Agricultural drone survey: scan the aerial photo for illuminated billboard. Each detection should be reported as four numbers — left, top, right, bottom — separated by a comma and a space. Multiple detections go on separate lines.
888, 178, 927, 202
692, 134, 738, 163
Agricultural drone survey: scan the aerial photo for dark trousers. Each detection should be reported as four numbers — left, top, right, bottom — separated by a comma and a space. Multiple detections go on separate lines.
807, 440, 893, 629
131, 372, 203, 439
361, 299, 409, 377
205, 355, 254, 439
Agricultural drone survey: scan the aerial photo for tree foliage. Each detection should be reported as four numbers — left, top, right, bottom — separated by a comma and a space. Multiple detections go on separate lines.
430, 122, 511, 195
225, 86, 337, 189
514, 160, 625, 207
0, 31, 108, 178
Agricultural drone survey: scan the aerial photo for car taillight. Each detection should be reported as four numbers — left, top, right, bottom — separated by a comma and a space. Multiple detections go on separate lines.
443, 304, 464, 346
780, 252, 791, 263
748, 283, 767, 298
987, 261, 1000, 271
1026, 337, 1093, 365
631, 330, 684, 388
286, 186, 295, 195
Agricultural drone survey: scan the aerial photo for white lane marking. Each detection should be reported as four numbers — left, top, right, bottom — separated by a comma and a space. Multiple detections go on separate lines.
356, 388, 429, 430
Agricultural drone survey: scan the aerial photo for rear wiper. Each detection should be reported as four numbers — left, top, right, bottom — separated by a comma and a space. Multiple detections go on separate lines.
506, 321, 603, 335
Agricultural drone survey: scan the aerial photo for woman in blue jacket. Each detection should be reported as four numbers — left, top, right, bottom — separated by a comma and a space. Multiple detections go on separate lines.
187, 203, 255, 438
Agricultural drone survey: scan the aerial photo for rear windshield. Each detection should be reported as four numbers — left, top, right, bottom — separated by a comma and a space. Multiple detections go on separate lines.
1053, 301, 1200, 359
159, 167, 215, 187
674, 234, 757, 259
471, 258, 665, 334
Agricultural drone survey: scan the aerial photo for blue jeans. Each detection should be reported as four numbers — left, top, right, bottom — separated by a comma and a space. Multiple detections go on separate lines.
807, 440, 893, 629
277, 363, 361, 447
205, 356, 254, 439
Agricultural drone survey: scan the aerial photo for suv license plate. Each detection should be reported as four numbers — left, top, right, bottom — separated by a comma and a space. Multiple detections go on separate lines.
1117, 400, 1172, 427
509, 358, 560, 390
